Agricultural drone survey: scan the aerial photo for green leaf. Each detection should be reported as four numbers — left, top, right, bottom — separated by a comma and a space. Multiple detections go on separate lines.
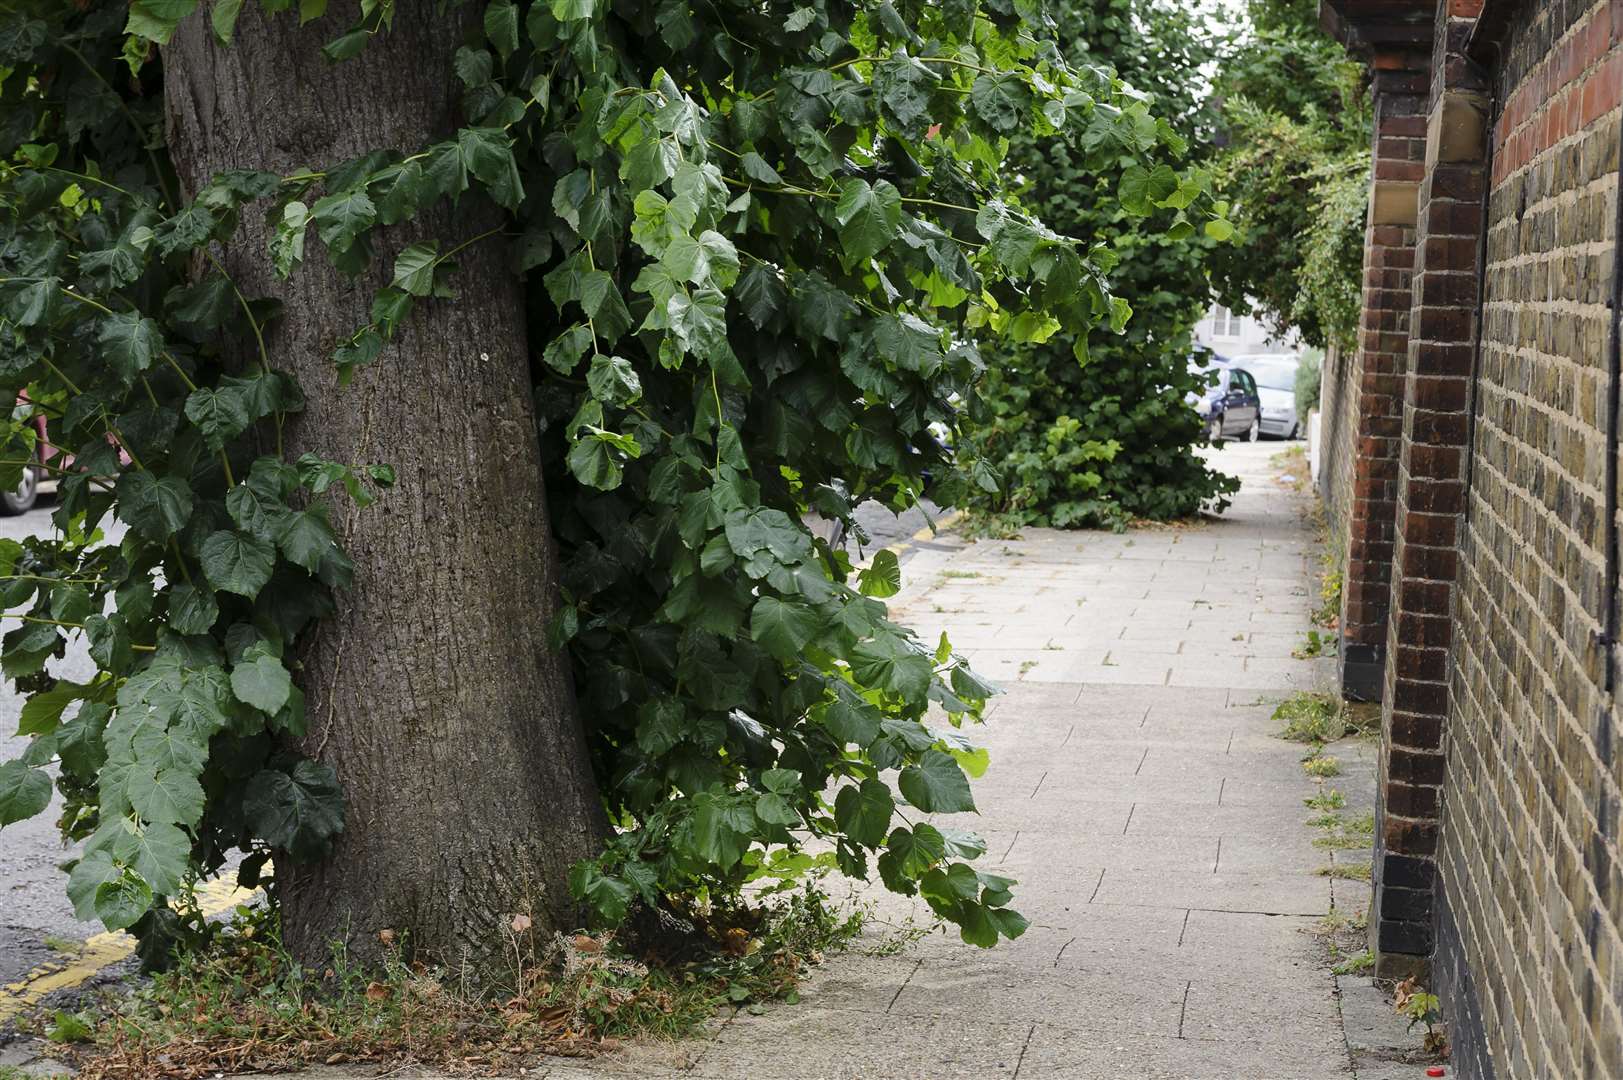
167, 582, 220, 636
184, 386, 252, 450
199, 531, 276, 599
117, 472, 194, 540
391, 241, 441, 297
18, 682, 83, 736
230, 653, 293, 715
126, 0, 200, 44
1205, 218, 1236, 241
113, 820, 191, 895
0, 759, 52, 825
459, 127, 524, 211
93, 871, 153, 931
586, 354, 642, 405
749, 595, 820, 657
484, 0, 520, 56
741, 152, 781, 185
858, 549, 902, 598
834, 179, 902, 263
127, 764, 205, 826
210, 0, 246, 43
898, 750, 976, 813
243, 760, 345, 861
310, 189, 376, 256
834, 778, 895, 848
970, 74, 1032, 133
98, 313, 163, 380
276, 509, 339, 574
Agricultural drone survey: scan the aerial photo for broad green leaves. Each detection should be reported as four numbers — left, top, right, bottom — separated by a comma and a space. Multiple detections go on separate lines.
2, 0, 1224, 953
834, 179, 903, 263
0, 760, 51, 826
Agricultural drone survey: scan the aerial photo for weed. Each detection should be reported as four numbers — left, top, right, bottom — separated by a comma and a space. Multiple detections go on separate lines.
72, 888, 864, 1079
1018, 660, 1038, 676
42, 935, 80, 954
1303, 755, 1342, 778
1305, 789, 1347, 811
46, 1010, 93, 1044
1042, 640, 1063, 651
1293, 628, 1338, 659
1395, 978, 1448, 1056
941, 570, 981, 580
1315, 861, 1371, 881
1332, 949, 1375, 975
1274, 692, 1350, 743
1306, 812, 1345, 830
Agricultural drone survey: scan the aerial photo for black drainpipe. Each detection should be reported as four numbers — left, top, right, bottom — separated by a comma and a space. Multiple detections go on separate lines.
1604, 85, 1623, 696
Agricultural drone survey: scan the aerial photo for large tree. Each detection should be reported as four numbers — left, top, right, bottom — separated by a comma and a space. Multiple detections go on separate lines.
0, 0, 1226, 978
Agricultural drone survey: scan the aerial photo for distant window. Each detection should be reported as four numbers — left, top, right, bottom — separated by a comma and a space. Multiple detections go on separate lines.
1211, 305, 1246, 338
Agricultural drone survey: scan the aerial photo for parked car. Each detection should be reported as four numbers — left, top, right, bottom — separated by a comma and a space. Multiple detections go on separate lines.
1243, 353, 1304, 439
1189, 361, 1262, 442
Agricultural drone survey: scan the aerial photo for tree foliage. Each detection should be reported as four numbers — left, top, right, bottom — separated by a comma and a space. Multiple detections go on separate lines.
1208, 0, 1371, 352
0, 0, 1222, 955
949, 0, 1238, 530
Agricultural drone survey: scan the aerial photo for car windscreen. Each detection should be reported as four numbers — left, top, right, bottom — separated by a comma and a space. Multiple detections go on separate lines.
1249, 363, 1297, 391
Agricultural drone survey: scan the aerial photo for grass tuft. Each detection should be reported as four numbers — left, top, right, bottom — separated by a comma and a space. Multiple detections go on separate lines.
72, 889, 863, 1079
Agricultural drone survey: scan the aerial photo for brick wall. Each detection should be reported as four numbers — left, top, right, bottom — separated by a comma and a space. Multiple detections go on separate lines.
1368, 0, 1491, 980
1439, 0, 1623, 1072
1323, 0, 1623, 1071
1339, 47, 1432, 702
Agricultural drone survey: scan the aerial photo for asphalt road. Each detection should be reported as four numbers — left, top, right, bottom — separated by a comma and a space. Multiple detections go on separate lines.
0, 497, 111, 990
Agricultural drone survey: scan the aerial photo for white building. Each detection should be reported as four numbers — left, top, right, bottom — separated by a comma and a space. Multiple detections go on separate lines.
1193, 302, 1302, 359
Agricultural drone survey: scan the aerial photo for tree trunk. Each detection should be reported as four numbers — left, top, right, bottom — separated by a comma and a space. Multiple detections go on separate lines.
164, 3, 609, 979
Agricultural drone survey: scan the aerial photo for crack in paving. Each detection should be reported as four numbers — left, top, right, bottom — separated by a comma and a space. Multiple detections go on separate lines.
1010, 1021, 1037, 1078
1121, 803, 1135, 835
1030, 772, 1047, 798
1053, 937, 1074, 967
1001, 831, 1021, 861
884, 958, 923, 1014
1217, 777, 1226, 805
1087, 868, 1105, 904
1176, 981, 1192, 1038
1213, 837, 1223, 874
1133, 747, 1149, 775
1177, 909, 1191, 946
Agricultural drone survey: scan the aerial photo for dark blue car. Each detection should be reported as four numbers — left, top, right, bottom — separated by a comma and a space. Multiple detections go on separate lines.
1189, 359, 1263, 443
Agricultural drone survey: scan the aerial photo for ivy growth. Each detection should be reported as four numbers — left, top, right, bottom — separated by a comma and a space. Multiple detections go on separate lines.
0, 0, 1225, 955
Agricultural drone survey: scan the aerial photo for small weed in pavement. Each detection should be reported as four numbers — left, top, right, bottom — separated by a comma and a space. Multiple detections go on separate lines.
1305, 789, 1346, 811
1332, 949, 1375, 976
1293, 628, 1336, 659
72, 889, 863, 1079
1303, 754, 1342, 778
1315, 861, 1372, 881
1275, 692, 1350, 743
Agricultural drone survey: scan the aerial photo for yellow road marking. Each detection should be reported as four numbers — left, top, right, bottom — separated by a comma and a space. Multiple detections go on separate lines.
0, 877, 255, 1022
865, 508, 963, 566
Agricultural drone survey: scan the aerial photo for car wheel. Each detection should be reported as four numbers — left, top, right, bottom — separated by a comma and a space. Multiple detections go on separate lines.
1208, 415, 1223, 442
0, 462, 39, 515
1246, 417, 1261, 443
1289, 422, 1300, 440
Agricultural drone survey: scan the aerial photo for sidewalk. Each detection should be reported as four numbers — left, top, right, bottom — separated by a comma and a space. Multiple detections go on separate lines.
530, 443, 1397, 1079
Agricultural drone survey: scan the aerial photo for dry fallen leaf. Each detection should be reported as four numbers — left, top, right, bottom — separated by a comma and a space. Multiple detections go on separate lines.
572, 934, 602, 952
365, 981, 390, 1002
378, 928, 396, 946
511, 914, 533, 933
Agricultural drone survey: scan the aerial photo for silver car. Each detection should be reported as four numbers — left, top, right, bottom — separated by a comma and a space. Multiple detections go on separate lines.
1244, 354, 1302, 439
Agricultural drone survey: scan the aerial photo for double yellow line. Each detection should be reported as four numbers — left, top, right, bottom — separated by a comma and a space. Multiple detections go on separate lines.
0, 877, 254, 1023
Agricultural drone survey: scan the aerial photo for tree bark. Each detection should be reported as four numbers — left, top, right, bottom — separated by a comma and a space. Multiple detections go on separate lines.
164, 3, 608, 979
